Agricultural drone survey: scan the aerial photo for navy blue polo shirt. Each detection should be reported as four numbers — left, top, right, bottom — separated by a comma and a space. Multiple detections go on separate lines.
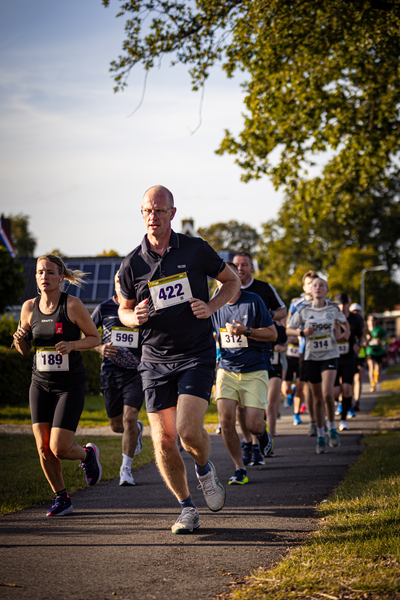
91, 297, 141, 373
211, 290, 273, 373
118, 230, 226, 363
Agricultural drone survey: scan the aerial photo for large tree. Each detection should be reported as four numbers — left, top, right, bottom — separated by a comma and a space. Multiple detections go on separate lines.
103, 0, 400, 181
103, 0, 400, 273
197, 220, 260, 253
0, 248, 26, 314
7, 213, 37, 257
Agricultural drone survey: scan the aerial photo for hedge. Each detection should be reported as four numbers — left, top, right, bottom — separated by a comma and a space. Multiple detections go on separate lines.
0, 314, 18, 346
0, 347, 102, 406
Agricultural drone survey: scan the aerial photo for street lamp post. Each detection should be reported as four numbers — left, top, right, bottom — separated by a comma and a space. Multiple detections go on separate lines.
360, 265, 386, 316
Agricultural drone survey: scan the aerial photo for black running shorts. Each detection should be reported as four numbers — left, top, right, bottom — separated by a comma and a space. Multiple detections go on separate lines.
29, 379, 86, 432
100, 370, 144, 418
138, 359, 215, 413
303, 359, 338, 385
284, 356, 299, 382
334, 354, 357, 386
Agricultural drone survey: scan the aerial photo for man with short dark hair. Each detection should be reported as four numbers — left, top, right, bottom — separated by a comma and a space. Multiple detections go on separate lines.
211, 262, 277, 485
233, 252, 287, 321
233, 251, 286, 463
117, 185, 241, 534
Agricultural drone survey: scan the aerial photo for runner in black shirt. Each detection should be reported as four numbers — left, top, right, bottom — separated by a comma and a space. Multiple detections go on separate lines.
118, 185, 241, 534
92, 273, 144, 486
233, 251, 287, 463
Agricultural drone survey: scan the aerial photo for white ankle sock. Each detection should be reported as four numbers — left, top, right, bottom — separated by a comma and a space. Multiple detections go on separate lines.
122, 454, 133, 470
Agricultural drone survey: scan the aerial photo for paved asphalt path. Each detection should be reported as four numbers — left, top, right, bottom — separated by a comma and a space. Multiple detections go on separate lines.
0, 384, 395, 600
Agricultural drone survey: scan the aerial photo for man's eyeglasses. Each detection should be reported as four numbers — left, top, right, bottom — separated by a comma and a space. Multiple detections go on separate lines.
141, 208, 172, 217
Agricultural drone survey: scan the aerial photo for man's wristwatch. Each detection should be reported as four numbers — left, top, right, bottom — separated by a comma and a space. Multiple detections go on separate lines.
299, 330, 304, 337
244, 328, 251, 337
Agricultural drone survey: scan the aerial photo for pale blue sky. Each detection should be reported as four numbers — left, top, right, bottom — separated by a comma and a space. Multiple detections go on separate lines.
0, 0, 283, 257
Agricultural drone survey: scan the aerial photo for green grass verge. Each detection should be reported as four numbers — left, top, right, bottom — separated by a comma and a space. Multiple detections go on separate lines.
0, 434, 154, 515
231, 430, 400, 600
370, 392, 400, 419
381, 378, 400, 393
0, 395, 220, 427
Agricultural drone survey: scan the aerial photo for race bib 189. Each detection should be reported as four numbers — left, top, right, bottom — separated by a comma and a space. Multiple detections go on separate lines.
111, 327, 139, 348
148, 273, 192, 310
309, 335, 333, 352
36, 347, 69, 371
220, 328, 248, 349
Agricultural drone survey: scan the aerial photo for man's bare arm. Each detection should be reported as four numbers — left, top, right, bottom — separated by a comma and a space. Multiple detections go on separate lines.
118, 298, 149, 327
190, 264, 241, 320
272, 306, 287, 321
226, 321, 277, 342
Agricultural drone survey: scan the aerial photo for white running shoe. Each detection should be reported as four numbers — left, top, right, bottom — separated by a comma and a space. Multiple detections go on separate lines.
339, 420, 349, 431
134, 420, 144, 456
119, 467, 136, 486
171, 507, 200, 534
196, 461, 226, 512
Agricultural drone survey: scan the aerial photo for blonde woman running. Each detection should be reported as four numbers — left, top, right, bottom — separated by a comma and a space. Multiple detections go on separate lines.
13, 255, 102, 516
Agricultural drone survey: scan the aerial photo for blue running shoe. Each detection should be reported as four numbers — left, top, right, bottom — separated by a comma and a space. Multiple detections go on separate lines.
348, 408, 356, 419
81, 443, 102, 486
229, 468, 249, 485
241, 441, 252, 466
335, 402, 342, 416
46, 494, 73, 517
316, 435, 328, 454
250, 446, 265, 466
293, 414, 303, 425
328, 429, 341, 448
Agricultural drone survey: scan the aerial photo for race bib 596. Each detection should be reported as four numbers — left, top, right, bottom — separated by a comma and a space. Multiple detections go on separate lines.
111, 327, 139, 348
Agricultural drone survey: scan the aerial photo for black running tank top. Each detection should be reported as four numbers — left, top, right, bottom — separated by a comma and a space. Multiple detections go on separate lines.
31, 292, 86, 384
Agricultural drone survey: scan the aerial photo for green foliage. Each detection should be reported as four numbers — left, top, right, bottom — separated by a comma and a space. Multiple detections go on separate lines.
326, 247, 400, 313
0, 248, 26, 313
0, 314, 18, 346
0, 348, 102, 406
7, 213, 37, 257
0, 347, 33, 406
197, 220, 260, 253
103, 1, 400, 183
81, 350, 102, 395
103, 0, 400, 278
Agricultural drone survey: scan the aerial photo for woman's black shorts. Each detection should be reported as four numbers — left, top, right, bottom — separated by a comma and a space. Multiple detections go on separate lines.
29, 379, 86, 432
